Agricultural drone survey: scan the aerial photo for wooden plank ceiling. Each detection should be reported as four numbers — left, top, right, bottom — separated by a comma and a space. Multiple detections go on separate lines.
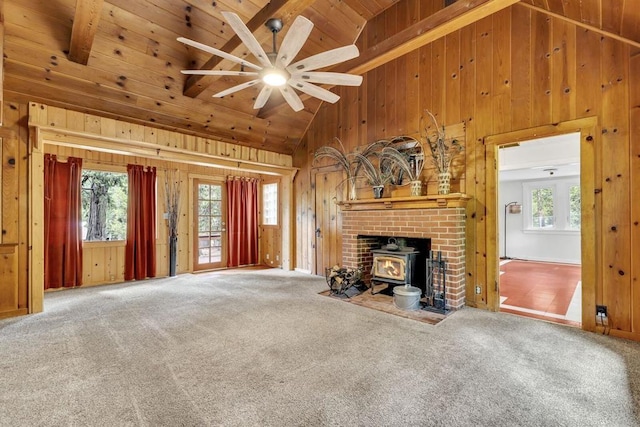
3, 0, 640, 155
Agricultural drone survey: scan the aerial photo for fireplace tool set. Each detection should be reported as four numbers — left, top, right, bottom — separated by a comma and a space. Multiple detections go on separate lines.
425, 250, 448, 313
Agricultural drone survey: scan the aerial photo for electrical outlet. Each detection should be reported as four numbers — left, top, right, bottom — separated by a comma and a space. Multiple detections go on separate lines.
266, 254, 269, 260
475, 285, 481, 294
596, 305, 607, 317
276, 255, 279, 261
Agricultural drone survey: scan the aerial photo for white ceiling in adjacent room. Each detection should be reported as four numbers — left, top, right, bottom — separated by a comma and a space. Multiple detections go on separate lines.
499, 132, 581, 181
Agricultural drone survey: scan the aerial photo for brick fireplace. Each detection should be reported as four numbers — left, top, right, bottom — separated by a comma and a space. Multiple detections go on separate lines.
339, 196, 468, 309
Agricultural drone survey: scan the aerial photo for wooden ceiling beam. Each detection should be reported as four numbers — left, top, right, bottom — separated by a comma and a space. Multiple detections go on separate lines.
518, 2, 640, 49
68, 0, 104, 65
341, 0, 520, 76
258, 0, 520, 119
183, 0, 317, 98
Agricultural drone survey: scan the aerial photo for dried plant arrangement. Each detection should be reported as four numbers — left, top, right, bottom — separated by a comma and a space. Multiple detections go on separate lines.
421, 110, 464, 174
379, 136, 424, 183
313, 138, 359, 200
164, 169, 181, 239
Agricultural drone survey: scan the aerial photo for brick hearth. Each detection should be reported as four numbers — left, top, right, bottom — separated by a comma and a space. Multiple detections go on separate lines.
341, 207, 466, 309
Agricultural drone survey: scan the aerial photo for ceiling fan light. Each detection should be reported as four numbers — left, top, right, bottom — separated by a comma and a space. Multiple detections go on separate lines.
261, 68, 288, 87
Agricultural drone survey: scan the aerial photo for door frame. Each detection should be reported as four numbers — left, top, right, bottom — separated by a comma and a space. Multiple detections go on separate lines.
485, 117, 598, 330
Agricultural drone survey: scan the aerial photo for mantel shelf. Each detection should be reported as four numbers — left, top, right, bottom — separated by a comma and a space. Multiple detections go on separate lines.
337, 193, 471, 211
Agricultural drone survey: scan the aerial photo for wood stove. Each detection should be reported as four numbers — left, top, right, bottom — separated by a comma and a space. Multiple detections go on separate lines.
370, 248, 421, 294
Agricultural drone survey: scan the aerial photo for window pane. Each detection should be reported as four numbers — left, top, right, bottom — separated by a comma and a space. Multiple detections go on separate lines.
198, 184, 210, 199
531, 187, 554, 228
198, 201, 211, 216
211, 185, 222, 200
263, 183, 278, 225
211, 201, 222, 216
81, 170, 128, 241
198, 247, 211, 264
569, 185, 581, 229
198, 217, 210, 232
198, 236, 210, 250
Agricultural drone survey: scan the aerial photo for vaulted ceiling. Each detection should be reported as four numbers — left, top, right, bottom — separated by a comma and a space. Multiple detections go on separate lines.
3, 0, 640, 155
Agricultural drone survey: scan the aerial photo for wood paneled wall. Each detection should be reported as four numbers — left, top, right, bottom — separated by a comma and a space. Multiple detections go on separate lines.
294, 4, 640, 341
0, 101, 291, 317
0, 102, 29, 318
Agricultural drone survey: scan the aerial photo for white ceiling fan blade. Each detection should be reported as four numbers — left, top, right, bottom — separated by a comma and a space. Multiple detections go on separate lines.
213, 79, 261, 98
181, 70, 258, 77
279, 86, 304, 112
254, 86, 273, 109
177, 37, 261, 71
290, 71, 363, 86
287, 45, 360, 72
221, 11, 272, 69
275, 16, 314, 68
288, 80, 339, 104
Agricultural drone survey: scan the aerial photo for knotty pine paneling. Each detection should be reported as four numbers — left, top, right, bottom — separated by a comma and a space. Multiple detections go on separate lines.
294, 6, 640, 340
1, 102, 28, 316
46, 143, 265, 287
630, 51, 640, 334
0, 101, 286, 314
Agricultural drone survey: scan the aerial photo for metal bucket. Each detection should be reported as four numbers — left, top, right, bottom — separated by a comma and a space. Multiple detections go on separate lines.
393, 285, 421, 310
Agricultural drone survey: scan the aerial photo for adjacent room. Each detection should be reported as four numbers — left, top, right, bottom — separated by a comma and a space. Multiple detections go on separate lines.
1, 0, 639, 425
498, 133, 582, 326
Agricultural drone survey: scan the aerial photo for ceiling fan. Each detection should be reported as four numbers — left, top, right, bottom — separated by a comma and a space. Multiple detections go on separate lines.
178, 11, 363, 112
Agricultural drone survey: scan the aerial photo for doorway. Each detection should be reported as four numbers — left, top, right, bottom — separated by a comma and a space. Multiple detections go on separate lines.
193, 179, 227, 270
498, 133, 582, 325
484, 117, 597, 331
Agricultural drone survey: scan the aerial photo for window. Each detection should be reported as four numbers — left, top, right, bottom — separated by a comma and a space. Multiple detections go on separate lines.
523, 179, 580, 232
531, 186, 554, 229
262, 182, 278, 226
569, 184, 581, 229
81, 170, 128, 241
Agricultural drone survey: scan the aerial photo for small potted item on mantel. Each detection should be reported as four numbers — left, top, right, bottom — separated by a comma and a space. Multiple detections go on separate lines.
352, 152, 392, 199
422, 110, 464, 195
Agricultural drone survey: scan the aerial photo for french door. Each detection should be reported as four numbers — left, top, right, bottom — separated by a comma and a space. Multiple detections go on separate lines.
193, 180, 226, 270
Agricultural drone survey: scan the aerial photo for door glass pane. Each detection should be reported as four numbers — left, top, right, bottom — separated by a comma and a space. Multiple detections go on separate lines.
199, 185, 210, 199
211, 201, 222, 216
199, 201, 211, 216
198, 247, 211, 264
211, 185, 222, 199
196, 182, 224, 266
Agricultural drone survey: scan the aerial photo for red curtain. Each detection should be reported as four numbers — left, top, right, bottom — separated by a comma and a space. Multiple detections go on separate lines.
44, 154, 83, 289
125, 165, 157, 280
226, 177, 258, 267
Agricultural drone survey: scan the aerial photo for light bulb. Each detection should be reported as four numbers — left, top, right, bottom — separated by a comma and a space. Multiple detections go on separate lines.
261, 68, 287, 87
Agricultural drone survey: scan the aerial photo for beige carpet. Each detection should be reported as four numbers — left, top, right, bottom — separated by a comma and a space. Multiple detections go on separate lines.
1, 269, 639, 426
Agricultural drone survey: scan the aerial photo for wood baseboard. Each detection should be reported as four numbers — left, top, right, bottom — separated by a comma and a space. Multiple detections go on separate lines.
0, 308, 29, 320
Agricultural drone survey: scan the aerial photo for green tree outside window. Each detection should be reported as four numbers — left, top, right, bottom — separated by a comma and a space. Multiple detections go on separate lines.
569, 185, 581, 229
531, 187, 554, 228
81, 170, 128, 241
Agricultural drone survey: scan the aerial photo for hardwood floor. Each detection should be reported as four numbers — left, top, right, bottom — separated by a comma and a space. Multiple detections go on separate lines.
499, 260, 582, 327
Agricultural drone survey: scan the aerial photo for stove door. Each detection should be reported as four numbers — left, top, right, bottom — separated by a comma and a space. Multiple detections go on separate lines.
373, 256, 407, 281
